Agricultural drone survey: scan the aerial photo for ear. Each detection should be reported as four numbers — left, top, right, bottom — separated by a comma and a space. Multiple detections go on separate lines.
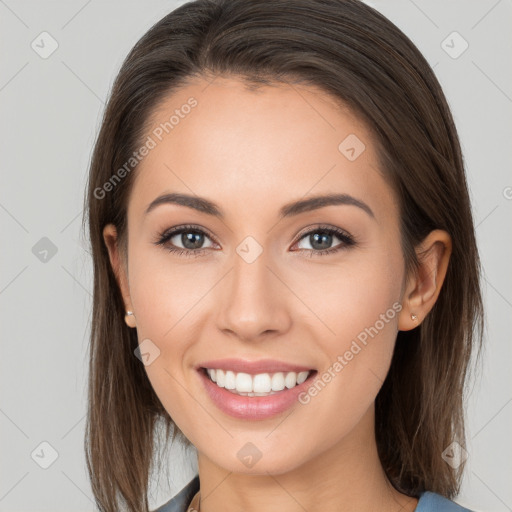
103, 224, 136, 328
398, 229, 452, 331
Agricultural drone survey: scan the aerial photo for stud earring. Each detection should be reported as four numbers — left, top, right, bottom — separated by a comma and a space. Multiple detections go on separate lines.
411, 313, 418, 321
125, 310, 136, 328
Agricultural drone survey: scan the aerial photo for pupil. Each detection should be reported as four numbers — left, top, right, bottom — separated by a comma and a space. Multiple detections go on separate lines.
311, 232, 332, 250
182, 232, 204, 249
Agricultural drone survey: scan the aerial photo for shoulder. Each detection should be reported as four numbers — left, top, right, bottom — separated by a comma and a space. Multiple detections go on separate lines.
152, 475, 200, 512
416, 491, 475, 512
151, 480, 474, 512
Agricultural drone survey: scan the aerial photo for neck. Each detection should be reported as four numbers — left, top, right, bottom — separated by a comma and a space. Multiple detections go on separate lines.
194, 406, 418, 512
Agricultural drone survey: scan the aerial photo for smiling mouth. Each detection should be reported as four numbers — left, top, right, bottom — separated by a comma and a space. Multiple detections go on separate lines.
200, 367, 317, 397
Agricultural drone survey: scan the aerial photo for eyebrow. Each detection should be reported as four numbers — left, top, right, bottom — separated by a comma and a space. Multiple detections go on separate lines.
144, 192, 375, 219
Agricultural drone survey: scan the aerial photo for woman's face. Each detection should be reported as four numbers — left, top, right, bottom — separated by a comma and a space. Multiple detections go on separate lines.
107, 76, 409, 474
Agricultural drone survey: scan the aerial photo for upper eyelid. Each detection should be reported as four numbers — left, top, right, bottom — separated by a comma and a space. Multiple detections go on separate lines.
294, 224, 351, 239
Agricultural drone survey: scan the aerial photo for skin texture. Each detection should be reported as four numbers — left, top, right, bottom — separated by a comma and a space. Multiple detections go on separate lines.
103, 76, 452, 512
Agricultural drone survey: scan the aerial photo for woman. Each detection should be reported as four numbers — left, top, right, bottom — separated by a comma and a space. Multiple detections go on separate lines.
83, 1, 484, 511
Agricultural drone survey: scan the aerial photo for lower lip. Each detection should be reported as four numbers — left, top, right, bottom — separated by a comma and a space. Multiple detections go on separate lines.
197, 368, 317, 420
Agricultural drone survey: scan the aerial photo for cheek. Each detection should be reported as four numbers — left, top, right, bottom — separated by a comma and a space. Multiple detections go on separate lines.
128, 246, 215, 343
127, 255, 202, 434
294, 247, 403, 350
294, 249, 403, 415
126, 248, 222, 411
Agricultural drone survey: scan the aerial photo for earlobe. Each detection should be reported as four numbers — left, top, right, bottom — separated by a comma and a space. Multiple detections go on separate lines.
398, 229, 452, 331
124, 310, 137, 329
102, 224, 135, 326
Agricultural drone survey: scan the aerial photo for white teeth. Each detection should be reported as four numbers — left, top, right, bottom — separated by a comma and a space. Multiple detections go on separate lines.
216, 369, 225, 387
224, 370, 236, 389
271, 372, 286, 391
297, 371, 309, 384
253, 373, 272, 393
205, 368, 311, 395
284, 372, 297, 389
235, 372, 253, 392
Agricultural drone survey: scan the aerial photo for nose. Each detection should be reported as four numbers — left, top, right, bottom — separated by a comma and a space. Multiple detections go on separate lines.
215, 249, 292, 342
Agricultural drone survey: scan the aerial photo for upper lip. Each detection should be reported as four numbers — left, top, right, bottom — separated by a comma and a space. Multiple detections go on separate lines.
196, 358, 315, 375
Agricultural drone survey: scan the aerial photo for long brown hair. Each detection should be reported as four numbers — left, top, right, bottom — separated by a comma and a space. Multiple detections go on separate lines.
82, 1, 484, 510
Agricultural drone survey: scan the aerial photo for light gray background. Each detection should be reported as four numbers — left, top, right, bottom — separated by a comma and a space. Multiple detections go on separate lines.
1, 1, 511, 511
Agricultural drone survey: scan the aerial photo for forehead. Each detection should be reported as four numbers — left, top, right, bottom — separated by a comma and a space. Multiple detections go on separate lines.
128, 76, 396, 224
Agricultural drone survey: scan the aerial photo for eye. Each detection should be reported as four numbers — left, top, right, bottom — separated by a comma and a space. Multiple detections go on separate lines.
154, 224, 217, 258
154, 223, 356, 258
293, 225, 356, 257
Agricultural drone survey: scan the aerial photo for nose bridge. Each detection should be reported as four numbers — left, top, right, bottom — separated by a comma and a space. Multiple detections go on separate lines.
216, 244, 290, 340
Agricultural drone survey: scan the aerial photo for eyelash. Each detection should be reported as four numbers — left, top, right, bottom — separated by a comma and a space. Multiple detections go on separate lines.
153, 223, 356, 258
